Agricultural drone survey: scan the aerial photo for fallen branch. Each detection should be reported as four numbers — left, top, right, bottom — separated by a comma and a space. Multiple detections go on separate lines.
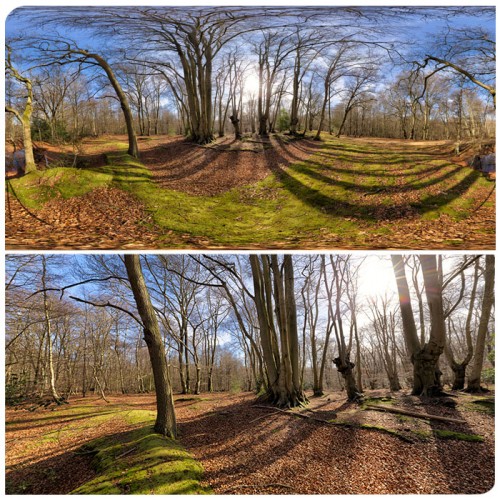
116, 446, 137, 459
253, 405, 335, 424
223, 483, 293, 493
365, 404, 466, 424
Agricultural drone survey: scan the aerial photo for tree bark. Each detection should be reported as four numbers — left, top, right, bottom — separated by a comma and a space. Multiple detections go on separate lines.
250, 255, 307, 408
467, 255, 495, 392
124, 255, 177, 438
6, 46, 37, 173
41, 257, 61, 403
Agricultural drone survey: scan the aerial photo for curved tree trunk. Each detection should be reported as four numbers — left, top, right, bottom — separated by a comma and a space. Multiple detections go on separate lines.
87, 52, 139, 158
124, 255, 177, 438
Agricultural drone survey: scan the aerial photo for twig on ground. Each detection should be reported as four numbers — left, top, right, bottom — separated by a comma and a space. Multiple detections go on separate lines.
116, 447, 137, 459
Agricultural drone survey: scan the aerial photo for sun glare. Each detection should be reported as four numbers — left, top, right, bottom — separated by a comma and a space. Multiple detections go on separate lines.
244, 73, 260, 97
358, 256, 396, 300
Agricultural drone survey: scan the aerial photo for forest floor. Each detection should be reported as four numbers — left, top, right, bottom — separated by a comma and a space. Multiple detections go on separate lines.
5, 134, 495, 249
5, 390, 494, 494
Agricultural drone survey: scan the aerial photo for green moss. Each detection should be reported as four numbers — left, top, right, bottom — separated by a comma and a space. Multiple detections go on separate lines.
6, 167, 112, 210
360, 396, 394, 409
72, 423, 211, 495
10, 135, 491, 248
433, 429, 484, 442
360, 423, 401, 437
468, 398, 495, 415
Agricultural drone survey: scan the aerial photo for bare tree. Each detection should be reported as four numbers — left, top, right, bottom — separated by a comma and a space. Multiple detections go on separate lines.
466, 255, 495, 392
124, 255, 177, 438
250, 255, 307, 407
5, 45, 37, 172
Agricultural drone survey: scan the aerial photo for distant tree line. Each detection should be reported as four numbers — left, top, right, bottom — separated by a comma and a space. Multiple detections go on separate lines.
6, 6, 495, 169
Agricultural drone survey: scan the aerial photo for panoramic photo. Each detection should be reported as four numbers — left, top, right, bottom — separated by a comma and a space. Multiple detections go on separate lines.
5, 253, 495, 494
4, 5, 496, 250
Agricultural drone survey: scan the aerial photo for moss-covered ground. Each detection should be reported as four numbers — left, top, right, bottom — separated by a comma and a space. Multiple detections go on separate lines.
5, 398, 209, 495
6, 135, 494, 248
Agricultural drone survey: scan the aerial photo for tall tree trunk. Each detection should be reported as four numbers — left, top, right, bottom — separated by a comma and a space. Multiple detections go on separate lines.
81, 51, 139, 158
467, 256, 495, 392
392, 255, 446, 396
250, 255, 307, 408
124, 255, 177, 438
5, 48, 37, 173
41, 257, 61, 403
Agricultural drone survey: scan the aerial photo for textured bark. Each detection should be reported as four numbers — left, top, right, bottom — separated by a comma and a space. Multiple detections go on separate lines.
5, 47, 37, 172
333, 356, 361, 401
250, 255, 307, 408
124, 255, 177, 438
229, 115, 242, 140
392, 255, 446, 396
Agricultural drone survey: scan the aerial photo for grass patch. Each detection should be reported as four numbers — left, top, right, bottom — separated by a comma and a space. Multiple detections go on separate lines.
72, 414, 210, 495
98, 151, 353, 247
433, 429, 484, 442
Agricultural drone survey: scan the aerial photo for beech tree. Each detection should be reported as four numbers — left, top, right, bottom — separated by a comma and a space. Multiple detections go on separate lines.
5, 45, 37, 172
443, 258, 479, 390
250, 255, 307, 407
466, 255, 495, 392
124, 255, 177, 437
368, 296, 401, 392
324, 256, 362, 401
391, 255, 455, 396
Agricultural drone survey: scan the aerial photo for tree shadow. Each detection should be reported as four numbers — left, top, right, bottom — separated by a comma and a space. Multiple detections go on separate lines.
267, 136, 484, 221
178, 396, 360, 494
422, 398, 494, 494
5, 442, 95, 494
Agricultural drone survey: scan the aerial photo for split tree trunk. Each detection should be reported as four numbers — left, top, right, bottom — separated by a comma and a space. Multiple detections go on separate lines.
250, 255, 307, 408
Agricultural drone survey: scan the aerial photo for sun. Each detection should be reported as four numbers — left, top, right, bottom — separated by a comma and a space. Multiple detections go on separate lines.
244, 73, 260, 97
358, 256, 396, 300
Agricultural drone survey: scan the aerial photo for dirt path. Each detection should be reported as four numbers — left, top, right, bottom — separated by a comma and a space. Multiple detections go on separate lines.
6, 392, 493, 495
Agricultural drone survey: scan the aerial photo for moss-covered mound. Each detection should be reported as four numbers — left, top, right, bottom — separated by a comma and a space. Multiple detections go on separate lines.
72, 420, 210, 495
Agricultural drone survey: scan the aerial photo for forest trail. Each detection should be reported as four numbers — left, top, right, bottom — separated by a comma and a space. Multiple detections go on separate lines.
5, 135, 495, 250
5, 391, 494, 495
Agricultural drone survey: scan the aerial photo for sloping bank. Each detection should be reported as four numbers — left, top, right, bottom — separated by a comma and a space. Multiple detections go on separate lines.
72, 411, 210, 495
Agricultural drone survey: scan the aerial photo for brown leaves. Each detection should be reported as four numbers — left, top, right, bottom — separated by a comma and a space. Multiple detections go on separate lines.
5, 187, 164, 250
